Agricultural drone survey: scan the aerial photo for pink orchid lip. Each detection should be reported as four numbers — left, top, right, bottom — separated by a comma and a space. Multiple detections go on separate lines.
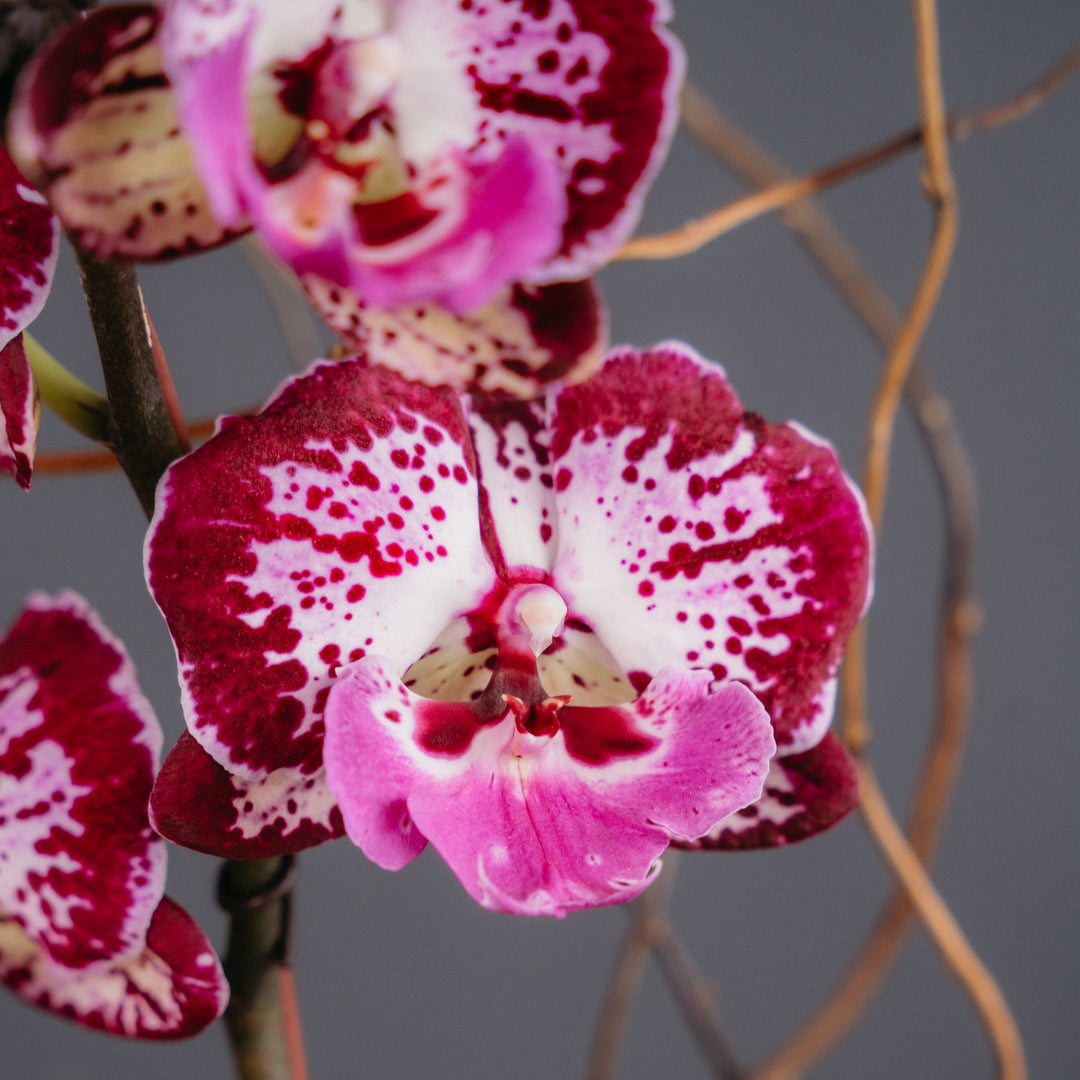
324, 653, 775, 917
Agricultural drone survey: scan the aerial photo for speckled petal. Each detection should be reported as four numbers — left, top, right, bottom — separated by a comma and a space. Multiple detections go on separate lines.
0, 592, 227, 1037
324, 658, 774, 916
150, 731, 345, 857
547, 344, 873, 753
0, 896, 228, 1039
1, 147, 56, 488
0, 336, 37, 490
145, 358, 496, 781
0, 593, 165, 968
680, 732, 860, 850
306, 278, 607, 396
0, 147, 57, 350
388, 0, 684, 282
7, 5, 240, 260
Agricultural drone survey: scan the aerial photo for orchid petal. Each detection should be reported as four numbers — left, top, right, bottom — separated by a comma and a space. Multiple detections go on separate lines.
306, 278, 607, 396
468, 394, 559, 572
547, 344, 873, 753
0, 147, 56, 351
0, 593, 165, 967
387, 0, 684, 282
1, 147, 56, 488
0, 592, 227, 1036
0, 336, 37, 489
324, 658, 774, 916
150, 731, 344, 858
0, 896, 227, 1039
7, 6, 239, 261
145, 358, 494, 781
675, 732, 860, 850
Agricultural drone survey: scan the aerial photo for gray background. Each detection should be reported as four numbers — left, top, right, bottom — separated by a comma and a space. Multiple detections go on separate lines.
3, 2, 1077, 1077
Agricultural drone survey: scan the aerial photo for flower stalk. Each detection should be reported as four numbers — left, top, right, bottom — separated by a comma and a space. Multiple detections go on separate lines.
72, 246, 186, 517
218, 858, 307, 1080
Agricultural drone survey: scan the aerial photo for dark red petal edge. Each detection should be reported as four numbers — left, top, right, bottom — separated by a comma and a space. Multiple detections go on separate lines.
150, 732, 345, 858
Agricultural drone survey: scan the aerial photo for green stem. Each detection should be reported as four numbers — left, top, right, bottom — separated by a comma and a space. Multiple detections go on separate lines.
22, 332, 109, 442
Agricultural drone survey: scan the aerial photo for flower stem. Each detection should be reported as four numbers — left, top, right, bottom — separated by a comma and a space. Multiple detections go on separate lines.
72, 246, 187, 517
218, 857, 308, 1080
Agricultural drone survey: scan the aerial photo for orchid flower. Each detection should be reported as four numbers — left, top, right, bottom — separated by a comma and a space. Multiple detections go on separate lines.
0, 592, 228, 1036
147, 341, 873, 917
1, 146, 57, 488
9, 0, 683, 314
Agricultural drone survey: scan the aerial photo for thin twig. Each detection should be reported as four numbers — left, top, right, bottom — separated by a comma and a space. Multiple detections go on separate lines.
651, 923, 741, 1080
845, 3, 1023, 1078
585, 854, 741, 1080
585, 862, 678, 1080
616, 129, 922, 261
856, 764, 1027, 1079
679, 71, 981, 1080
949, 41, 1080, 138
622, 38, 1080, 263
32, 417, 224, 473
844, 0, 959, 743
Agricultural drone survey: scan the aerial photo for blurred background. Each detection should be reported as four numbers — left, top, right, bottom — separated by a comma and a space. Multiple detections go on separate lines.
3, 2, 1078, 1077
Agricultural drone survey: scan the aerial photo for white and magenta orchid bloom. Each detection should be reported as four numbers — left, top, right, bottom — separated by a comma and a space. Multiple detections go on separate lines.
10, 0, 683, 313
1, 146, 57, 488
0, 592, 228, 1036
146, 342, 872, 917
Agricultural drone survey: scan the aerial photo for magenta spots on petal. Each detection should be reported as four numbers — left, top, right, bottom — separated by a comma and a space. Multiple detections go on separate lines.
348, 460, 380, 489
414, 700, 487, 757
558, 705, 656, 767
658, 515, 676, 533
725, 507, 748, 532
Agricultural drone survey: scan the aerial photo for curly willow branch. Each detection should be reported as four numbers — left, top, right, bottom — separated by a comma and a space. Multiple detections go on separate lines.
620, 40, 1080, 264
677, 68, 982, 1080
674, 13, 1075, 1080
585, 854, 741, 1080
845, 2, 1022, 1078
